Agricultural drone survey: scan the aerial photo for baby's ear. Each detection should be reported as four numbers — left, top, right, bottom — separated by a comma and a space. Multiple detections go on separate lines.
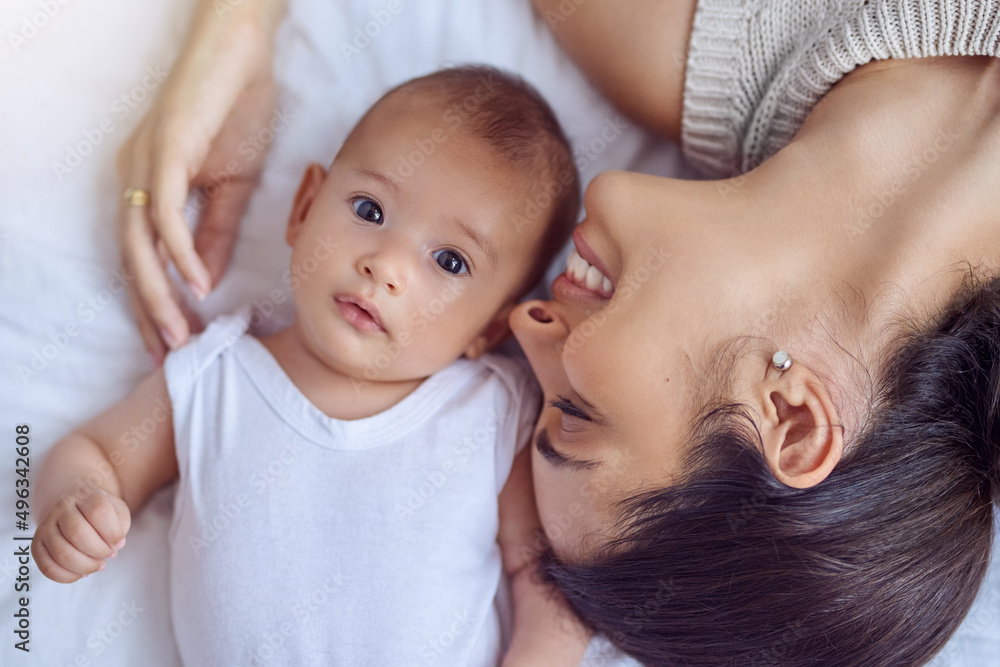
286, 163, 328, 246
464, 302, 516, 359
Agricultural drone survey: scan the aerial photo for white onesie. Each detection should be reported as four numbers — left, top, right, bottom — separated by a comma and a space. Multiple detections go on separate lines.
162, 311, 539, 666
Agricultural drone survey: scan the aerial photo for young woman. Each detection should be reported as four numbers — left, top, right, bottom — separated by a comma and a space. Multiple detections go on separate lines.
511, 1, 1000, 664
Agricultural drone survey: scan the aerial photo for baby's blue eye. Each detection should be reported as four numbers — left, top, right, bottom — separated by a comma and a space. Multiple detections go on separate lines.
353, 198, 383, 224
434, 250, 468, 275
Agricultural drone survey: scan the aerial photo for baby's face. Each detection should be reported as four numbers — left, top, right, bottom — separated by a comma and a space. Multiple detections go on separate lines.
285, 95, 549, 383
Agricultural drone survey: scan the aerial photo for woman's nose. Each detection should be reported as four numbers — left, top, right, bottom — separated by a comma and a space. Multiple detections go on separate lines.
513, 299, 571, 346
528, 305, 553, 324
511, 299, 575, 391
582, 171, 631, 235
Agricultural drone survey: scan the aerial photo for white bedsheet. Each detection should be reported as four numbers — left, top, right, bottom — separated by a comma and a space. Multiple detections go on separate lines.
0, 0, 996, 665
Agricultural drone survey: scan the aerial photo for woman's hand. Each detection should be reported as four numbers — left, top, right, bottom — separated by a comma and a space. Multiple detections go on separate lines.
32, 488, 131, 584
117, 0, 287, 363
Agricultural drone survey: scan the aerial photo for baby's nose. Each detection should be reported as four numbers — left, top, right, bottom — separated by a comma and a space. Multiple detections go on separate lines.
360, 255, 405, 293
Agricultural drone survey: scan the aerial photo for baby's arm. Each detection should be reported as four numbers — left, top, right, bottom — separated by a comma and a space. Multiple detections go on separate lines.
498, 449, 591, 666
32, 369, 178, 583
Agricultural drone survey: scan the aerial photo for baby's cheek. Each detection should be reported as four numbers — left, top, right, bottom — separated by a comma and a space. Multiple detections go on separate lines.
405, 281, 468, 331
386, 325, 465, 376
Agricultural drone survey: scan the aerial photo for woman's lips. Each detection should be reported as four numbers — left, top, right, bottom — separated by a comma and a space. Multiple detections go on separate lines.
552, 273, 612, 304
565, 249, 614, 296
334, 295, 386, 334
572, 227, 615, 288
558, 228, 614, 301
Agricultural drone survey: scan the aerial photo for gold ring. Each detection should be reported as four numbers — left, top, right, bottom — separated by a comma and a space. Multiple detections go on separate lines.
122, 187, 150, 207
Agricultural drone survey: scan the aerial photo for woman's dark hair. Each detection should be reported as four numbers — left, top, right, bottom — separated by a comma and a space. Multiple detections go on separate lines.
543, 273, 1000, 666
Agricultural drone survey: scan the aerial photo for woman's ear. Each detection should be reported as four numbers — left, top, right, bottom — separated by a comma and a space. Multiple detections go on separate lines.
286, 163, 328, 247
464, 302, 516, 359
751, 362, 843, 489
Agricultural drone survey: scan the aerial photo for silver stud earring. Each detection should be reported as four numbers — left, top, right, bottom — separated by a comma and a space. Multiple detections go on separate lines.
772, 350, 792, 372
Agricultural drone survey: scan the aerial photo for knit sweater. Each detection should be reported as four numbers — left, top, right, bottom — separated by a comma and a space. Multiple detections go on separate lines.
682, 0, 1000, 177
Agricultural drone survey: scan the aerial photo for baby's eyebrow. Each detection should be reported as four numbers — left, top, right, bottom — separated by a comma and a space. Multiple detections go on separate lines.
355, 168, 400, 193
453, 218, 499, 269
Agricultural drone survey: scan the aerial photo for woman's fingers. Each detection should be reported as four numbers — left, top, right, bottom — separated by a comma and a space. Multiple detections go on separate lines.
112, 0, 284, 357
156, 237, 205, 339
176, 281, 206, 339
119, 123, 190, 355
120, 203, 190, 350
194, 176, 260, 286
125, 277, 168, 365
150, 153, 212, 299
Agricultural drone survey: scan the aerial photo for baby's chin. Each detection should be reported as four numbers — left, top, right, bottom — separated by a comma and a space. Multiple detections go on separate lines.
347, 354, 463, 386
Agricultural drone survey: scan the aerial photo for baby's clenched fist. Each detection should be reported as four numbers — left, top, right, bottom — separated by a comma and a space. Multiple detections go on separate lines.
32, 487, 131, 583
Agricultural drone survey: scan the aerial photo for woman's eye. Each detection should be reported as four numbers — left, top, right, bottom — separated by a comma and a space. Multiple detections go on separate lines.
433, 250, 468, 275
558, 413, 588, 435
352, 198, 383, 224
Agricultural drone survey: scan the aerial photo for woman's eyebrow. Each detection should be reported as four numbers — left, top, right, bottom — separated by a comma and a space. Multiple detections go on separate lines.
535, 428, 600, 470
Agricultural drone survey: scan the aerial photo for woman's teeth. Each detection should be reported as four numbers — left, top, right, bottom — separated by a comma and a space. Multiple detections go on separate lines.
566, 248, 613, 295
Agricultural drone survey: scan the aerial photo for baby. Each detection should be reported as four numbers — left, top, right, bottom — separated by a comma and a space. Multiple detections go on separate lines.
32, 66, 585, 665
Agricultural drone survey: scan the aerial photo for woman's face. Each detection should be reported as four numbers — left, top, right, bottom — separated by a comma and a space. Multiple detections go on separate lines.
511, 170, 761, 560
